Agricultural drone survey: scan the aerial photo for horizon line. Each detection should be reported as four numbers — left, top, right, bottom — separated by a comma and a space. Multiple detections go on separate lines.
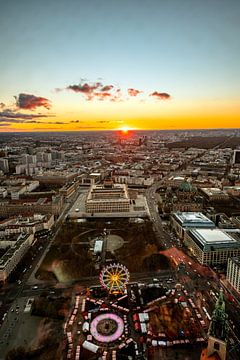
0, 127, 240, 134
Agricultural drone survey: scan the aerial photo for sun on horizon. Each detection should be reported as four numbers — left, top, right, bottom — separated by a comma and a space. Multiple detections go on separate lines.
117, 126, 136, 135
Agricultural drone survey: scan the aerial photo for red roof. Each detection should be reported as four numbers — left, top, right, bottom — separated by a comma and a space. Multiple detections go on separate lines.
200, 349, 222, 360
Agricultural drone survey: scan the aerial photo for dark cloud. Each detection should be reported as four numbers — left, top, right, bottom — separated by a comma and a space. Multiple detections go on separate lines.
128, 88, 142, 97
47, 121, 65, 124
0, 117, 42, 124
33, 127, 59, 130
0, 110, 50, 120
67, 82, 102, 100
66, 81, 118, 101
64, 80, 171, 103
150, 92, 171, 100
0, 117, 43, 124
100, 85, 114, 92
0, 110, 57, 125
15, 93, 51, 110
22, 120, 43, 124
70, 120, 80, 123
97, 120, 110, 123
0, 123, 11, 127
76, 125, 106, 129
0, 103, 6, 109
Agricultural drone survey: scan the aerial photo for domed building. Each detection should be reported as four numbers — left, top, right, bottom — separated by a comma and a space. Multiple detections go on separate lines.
161, 178, 203, 214
178, 179, 197, 194
173, 179, 202, 212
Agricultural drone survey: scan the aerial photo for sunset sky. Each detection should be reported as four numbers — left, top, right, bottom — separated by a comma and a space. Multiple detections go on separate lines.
0, 0, 240, 132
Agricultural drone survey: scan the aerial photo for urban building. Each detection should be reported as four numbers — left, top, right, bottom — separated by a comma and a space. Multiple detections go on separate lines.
86, 183, 130, 213
0, 214, 54, 236
171, 212, 215, 239
59, 182, 78, 199
0, 158, 9, 173
114, 175, 154, 187
233, 149, 240, 165
226, 257, 240, 294
79, 173, 102, 186
184, 228, 240, 265
33, 170, 77, 185
0, 187, 7, 198
200, 188, 229, 202
0, 195, 63, 216
0, 233, 34, 282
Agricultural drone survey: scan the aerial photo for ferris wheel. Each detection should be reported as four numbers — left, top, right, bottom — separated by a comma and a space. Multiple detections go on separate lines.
99, 263, 130, 294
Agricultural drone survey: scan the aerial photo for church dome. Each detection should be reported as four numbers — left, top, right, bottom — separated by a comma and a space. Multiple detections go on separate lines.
179, 180, 195, 192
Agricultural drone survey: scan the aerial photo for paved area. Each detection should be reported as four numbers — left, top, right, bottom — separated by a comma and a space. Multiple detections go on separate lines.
0, 297, 41, 360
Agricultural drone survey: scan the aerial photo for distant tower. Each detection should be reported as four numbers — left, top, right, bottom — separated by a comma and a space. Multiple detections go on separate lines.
233, 149, 240, 165
201, 289, 228, 360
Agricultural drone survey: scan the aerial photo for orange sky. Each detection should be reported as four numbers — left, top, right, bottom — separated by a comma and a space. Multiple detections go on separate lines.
2, 97, 239, 132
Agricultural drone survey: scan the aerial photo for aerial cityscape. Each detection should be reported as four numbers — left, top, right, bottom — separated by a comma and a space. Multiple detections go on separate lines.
0, 129, 239, 360
0, 1, 240, 360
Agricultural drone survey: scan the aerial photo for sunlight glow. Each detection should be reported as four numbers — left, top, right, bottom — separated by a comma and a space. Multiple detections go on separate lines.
118, 126, 133, 134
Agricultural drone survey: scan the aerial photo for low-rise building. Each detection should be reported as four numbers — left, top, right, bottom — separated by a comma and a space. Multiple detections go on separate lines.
200, 188, 229, 202
0, 214, 54, 236
113, 175, 154, 187
0, 195, 63, 217
33, 170, 77, 185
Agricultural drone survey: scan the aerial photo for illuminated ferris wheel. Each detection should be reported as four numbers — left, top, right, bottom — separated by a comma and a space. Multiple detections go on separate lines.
99, 263, 130, 294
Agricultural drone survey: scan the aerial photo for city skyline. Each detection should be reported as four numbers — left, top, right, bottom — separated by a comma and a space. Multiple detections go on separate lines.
0, 0, 240, 132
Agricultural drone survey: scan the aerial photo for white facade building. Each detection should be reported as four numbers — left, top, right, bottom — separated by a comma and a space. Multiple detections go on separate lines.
0, 233, 34, 282
227, 257, 240, 294
184, 228, 240, 265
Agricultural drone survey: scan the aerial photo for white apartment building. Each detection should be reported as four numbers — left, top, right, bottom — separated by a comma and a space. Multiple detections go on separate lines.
184, 228, 240, 265
0, 233, 34, 282
227, 257, 240, 293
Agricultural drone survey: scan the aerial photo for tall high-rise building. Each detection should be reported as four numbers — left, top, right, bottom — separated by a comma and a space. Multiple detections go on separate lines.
0, 158, 9, 173
227, 257, 240, 294
233, 149, 240, 165
21, 154, 37, 165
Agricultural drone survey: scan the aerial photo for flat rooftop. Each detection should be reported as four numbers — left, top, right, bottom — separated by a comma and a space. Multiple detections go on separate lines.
87, 183, 129, 202
201, 187, 226, 195
173, 212, 215, 228
188, 228, 240, 251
